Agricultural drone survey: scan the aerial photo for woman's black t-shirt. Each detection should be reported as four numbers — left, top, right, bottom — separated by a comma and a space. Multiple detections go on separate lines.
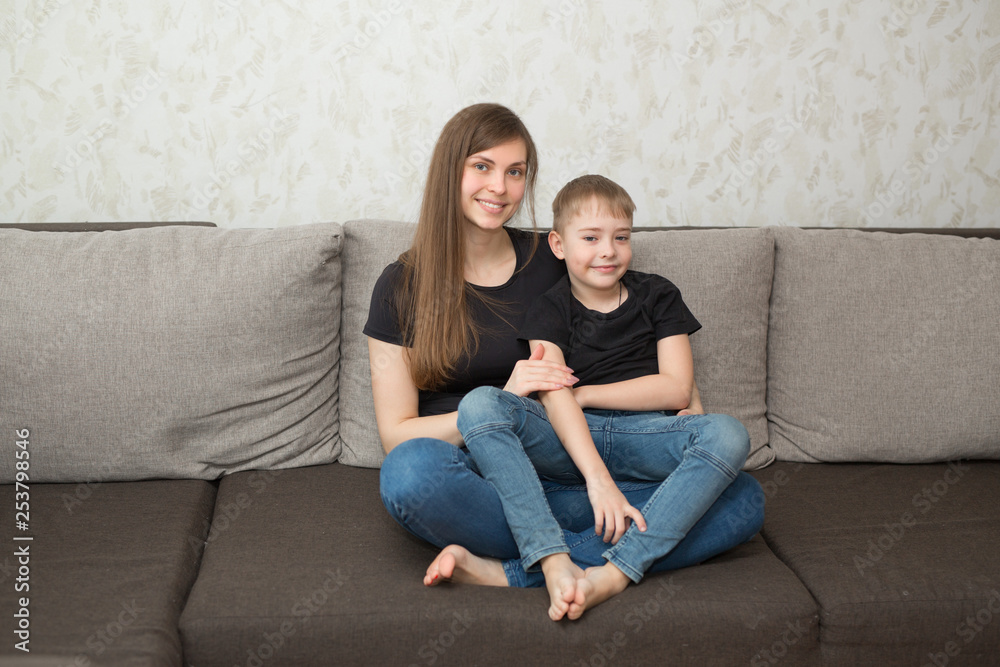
363, 228, 565, 416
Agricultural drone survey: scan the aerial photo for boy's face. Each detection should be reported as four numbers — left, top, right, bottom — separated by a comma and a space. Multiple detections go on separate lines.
549, 197, 632, 296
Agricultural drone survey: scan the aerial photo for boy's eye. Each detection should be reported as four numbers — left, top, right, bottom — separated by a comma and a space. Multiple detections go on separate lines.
582, 236, 597, 242
616, 235, 630, 242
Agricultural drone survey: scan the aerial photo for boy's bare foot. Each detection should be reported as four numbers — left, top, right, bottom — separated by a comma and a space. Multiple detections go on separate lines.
540, 553, 585, 621
567, 564, 631, 620
424, 545, 508, 587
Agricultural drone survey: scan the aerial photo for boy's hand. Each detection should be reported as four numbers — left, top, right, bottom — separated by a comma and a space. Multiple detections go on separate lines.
586, 476, 647, 544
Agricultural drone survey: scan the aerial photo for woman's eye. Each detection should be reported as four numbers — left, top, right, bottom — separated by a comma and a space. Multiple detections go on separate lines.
474, 163, 488, 171
508, 168, 523, 177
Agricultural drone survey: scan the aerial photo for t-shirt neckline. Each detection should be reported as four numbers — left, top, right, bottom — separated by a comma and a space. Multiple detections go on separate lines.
467, 227, 525, 292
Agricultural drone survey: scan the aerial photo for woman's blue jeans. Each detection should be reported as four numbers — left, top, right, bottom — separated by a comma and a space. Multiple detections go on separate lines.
380, 388, 765, 587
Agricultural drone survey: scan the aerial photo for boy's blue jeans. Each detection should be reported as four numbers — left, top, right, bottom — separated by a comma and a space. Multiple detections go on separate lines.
379, 386, 764, 588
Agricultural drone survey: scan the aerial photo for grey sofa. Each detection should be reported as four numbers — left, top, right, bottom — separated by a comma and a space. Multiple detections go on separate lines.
1, 221, 998, 667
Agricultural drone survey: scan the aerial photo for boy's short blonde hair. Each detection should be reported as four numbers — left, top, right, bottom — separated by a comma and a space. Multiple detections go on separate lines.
551, 174, 636, 234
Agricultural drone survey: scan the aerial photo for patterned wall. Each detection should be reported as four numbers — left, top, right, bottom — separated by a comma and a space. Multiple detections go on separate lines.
2, 1, 998, 228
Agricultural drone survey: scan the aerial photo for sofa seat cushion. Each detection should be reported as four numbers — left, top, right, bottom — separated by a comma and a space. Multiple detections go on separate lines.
180, 463, 818, 667
0, 479, 215, 666
751, 462, 1000, 666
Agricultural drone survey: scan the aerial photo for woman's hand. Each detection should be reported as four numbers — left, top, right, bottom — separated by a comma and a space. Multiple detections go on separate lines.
587, 475, 647, 544
503, 344, 578, 397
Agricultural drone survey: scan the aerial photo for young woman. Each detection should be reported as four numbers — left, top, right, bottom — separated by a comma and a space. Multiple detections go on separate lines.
364, 103, 764, 620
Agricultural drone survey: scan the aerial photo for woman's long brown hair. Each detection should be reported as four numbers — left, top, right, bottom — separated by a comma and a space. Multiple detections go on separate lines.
399, 103, 539, 391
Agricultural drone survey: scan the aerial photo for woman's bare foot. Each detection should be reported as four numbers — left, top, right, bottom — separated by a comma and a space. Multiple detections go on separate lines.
567, 564, 631, 620
424, 545, 508, 587
540, 553, 585, 621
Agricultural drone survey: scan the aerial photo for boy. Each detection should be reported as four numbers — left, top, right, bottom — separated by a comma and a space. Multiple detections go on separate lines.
453, 175, 751, 621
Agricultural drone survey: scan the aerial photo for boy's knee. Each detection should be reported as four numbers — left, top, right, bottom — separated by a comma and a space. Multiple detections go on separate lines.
456, 385, 508, 432
706, 414, 751, 468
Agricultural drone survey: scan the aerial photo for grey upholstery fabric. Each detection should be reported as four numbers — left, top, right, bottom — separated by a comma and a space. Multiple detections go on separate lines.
0, 224, 343, 482
0, 480, 216, 666
752, 461, 1000, 666
766, 227, 1000, 463
630, 227, 775, 469
180, 463, 818, 667
338, 220, 416, 467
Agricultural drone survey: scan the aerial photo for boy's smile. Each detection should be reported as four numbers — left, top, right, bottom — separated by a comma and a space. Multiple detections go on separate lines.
548, 197, 633, 311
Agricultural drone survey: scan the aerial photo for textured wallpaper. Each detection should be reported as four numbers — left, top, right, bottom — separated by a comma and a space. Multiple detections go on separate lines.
2, 0, 998, 228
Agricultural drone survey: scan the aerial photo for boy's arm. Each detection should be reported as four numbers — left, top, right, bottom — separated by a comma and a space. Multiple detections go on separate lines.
531, 340, 647, 544
677, 380, 705, 415
574, 334, 694, 411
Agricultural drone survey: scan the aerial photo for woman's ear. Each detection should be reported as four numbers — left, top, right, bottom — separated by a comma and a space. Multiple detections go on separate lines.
548, 230, 566, 260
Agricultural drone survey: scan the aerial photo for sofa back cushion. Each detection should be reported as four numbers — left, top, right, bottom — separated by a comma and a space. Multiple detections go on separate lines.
767, 227, 1000, 462
339, 220, 416, 467
339, 221, 774, 470
631, 228, 775, 469
0, 223, 343, 483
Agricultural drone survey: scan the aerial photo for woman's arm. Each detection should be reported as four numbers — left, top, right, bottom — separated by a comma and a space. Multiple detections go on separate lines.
368, 339, 580, 454
532, 341, 646, 543
368, 337, 462, 453
573, 334, 694, 412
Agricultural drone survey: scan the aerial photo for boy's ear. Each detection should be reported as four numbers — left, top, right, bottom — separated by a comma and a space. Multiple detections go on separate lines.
548, 230, 566, 260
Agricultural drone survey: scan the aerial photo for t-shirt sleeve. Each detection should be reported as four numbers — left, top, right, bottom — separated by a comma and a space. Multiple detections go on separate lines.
517, 288, 573, 353
647, 274, 702, 340
362, 263, 408, 346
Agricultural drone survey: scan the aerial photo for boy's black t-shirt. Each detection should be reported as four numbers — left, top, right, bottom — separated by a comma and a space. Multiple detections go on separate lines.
518, 270, 701, 386
363, 228, 566, 416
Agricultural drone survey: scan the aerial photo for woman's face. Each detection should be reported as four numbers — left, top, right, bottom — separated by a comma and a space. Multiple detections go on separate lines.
460, 138, 528, 232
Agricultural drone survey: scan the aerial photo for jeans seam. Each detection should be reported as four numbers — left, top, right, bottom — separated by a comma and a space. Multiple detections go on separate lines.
603, 551, 643, 584
502, 559, 524, 587
692, 444, 740, 481
521, 545, 570, 572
